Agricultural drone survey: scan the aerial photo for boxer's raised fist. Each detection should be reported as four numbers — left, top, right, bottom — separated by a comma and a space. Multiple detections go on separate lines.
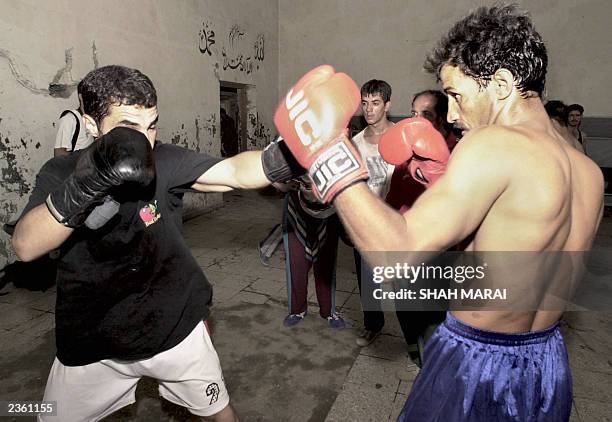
273, 65, 366, 202
47, 127, 156, 228
379, 117, 450, 187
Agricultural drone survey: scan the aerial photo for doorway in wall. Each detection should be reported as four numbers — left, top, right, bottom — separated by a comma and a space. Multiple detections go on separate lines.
220, 81, 256, 157
220, 85, 239, 157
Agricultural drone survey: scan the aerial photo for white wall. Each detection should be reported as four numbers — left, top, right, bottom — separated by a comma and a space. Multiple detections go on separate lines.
0, 0, 278, 264
279, 0, 612, 117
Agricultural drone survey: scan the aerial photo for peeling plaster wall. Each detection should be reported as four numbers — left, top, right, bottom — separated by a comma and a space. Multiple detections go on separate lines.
279, 0, 612, 117
0, 0, 278, 265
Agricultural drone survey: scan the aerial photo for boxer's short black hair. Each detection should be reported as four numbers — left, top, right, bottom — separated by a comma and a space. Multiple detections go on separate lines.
80, 65, 157, 125
361, 79, 392, 103
425, 3, 548, 97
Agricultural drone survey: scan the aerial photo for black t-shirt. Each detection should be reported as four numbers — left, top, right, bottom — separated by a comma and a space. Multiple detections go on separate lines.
21, 142, 222, 366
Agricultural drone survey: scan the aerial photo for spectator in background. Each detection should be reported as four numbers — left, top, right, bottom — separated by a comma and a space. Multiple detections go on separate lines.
387, 90, 458, 214
410, 90, 458, 151
54, 81, 94, 157
385, 89, 455, 366
351, 79, 395, 347
544, 100, 585, 153
567, 103, 588, 154
280, 176, 345, 329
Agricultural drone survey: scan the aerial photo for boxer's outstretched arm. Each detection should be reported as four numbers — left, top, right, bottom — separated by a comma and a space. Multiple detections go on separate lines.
12, 205, 73, 262
335, 130, 509, 253
192, 151, 270, 192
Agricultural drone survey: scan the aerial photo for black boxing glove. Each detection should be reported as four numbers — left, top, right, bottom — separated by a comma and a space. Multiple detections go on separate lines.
46, 127, 156, 228
261, 135, 306, 183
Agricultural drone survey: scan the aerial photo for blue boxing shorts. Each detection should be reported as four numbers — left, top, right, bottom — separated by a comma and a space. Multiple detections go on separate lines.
398, 312, 572, 421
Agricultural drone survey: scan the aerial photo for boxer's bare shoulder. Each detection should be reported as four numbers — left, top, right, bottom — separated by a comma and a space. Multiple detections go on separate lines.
408, 120, 602, 255
452, 123, 603, 331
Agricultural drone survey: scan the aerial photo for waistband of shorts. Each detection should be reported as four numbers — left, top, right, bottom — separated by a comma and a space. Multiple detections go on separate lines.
443, 312, 560, 346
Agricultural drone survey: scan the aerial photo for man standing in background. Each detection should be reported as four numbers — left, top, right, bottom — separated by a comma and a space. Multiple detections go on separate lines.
351, 79, 395, 347
54, 81, 94, 157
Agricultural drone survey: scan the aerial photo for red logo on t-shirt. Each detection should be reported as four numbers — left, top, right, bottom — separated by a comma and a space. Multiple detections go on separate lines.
139, 200, 161, 227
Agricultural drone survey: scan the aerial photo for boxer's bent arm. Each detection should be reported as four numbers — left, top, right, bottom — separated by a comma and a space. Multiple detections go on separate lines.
12, 204, 73, 262
191, 150, 269, 192
336, 131, 509, 253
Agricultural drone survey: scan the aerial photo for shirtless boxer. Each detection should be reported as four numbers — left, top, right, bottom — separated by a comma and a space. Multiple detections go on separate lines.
273, 5, 604, 421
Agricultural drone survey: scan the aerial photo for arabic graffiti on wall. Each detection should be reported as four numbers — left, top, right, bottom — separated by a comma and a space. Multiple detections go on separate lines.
197, 21, 266, 75
198, 21, 216, 56
222, 25, 252, 73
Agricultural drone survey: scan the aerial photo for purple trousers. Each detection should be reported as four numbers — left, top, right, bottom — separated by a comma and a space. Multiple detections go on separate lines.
399, 312, 572, 421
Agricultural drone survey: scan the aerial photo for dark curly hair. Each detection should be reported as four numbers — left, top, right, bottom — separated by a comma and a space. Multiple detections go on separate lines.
360, 79, 392, 103
80, 65, 157, 126
424, 3, 548, 97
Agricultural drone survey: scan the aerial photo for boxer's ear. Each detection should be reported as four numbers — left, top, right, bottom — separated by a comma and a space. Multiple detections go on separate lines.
83, 114, 100, 138
492, 68, 514, 100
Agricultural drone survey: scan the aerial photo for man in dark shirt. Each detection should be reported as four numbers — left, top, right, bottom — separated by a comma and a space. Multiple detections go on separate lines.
13, 65, 301, 422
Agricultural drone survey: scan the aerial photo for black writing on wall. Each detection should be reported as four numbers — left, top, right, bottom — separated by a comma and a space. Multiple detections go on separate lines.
222, 25, 251, 73
198, 21, 216, 56
197, 21, 266, 75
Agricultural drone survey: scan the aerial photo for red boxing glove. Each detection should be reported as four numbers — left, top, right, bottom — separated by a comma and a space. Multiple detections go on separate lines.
274, 65, 367, 203
379, 117, 450, 187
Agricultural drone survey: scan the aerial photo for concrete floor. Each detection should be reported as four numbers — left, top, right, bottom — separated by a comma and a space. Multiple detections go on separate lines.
0, 190, 611, 421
